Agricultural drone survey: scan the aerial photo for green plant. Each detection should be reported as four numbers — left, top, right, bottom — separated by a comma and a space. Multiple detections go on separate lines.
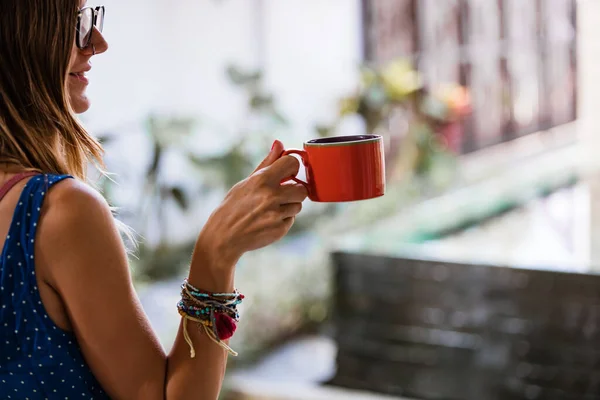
185, 65, 288, 190
321, 57, 465, 181
98, 114, 204, 280
188, 65, 339, 234
99, 65, 339, 281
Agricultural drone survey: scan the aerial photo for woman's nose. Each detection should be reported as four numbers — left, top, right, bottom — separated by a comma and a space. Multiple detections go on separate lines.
90, 27, 109, 55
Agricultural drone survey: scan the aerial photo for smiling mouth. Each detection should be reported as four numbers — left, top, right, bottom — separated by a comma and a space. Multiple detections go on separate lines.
69, 72, 89, 84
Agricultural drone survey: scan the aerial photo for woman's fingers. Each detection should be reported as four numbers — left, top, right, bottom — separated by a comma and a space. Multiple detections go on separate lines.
252, 140, 285, 174
280, 202, 303, 219
278, 183, 308, 204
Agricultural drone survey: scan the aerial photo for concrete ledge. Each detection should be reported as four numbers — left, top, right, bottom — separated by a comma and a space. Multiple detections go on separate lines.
226, 379, 409, 400
224, 335, 412, 400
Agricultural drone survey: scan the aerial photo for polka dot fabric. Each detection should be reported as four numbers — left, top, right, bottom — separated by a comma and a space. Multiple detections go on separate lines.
0, 174, 109, 399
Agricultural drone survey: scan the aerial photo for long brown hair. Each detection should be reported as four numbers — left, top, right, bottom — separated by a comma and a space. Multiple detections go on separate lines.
0, 0, 103, 181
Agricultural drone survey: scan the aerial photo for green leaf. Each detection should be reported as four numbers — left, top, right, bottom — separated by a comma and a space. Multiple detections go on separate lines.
170, 187, 189, 210
146, 142, 163, 180
250, 94, 274, 109
145, 114, 159, 141
165, 117, 196, 135
226, 65, 262, 86
222, 146, 254, 188
187, 153, 227, 169
97, 134, 113, 144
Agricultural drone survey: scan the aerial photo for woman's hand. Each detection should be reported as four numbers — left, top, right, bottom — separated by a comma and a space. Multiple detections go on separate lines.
196, 140, 308, 271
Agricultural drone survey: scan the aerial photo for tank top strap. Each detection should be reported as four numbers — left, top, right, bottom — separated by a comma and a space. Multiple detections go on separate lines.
0, 172, 39, 202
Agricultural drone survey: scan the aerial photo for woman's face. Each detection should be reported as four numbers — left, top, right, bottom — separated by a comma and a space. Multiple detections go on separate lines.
67, 2, 108, 114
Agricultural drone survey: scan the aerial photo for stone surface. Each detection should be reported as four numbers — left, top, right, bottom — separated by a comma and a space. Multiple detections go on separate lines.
225, 335, 411, 400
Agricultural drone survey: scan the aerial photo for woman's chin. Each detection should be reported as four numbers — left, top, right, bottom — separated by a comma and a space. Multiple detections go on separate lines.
69, 94, 91, 114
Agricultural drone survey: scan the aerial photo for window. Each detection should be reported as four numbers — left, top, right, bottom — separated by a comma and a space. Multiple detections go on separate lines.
362, 0, 577, 153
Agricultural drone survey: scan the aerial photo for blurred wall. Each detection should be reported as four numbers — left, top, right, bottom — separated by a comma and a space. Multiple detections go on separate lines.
84, 0, 362, 142
579, 0, 600, 266
81, 0, 362, 244
579, 0, 600, 148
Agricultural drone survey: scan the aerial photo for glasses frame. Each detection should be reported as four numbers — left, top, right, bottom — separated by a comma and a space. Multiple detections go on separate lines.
76, 6, 105, 50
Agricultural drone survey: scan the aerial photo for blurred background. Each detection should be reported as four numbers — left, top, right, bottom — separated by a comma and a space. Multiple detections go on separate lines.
84, 0, 600, 398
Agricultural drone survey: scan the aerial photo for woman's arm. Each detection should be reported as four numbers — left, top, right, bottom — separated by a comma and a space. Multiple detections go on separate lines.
37, 180, 170, 399
36, 141, 307, 399
167, 143, 306, 398
165, 239, 235, 400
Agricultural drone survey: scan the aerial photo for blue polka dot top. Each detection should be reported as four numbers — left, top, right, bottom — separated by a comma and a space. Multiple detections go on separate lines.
0, 174, 110, 399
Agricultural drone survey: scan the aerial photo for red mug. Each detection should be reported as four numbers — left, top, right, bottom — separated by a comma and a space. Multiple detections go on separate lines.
281, 134, 386, 202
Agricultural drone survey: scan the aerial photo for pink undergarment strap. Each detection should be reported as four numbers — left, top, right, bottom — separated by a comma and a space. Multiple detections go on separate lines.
0, 172, 39, 202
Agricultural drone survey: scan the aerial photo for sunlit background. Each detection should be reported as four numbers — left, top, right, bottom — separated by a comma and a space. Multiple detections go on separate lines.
83, 0, 600, 399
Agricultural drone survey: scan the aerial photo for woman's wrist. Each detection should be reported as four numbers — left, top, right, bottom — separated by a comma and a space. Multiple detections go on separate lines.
188, 230, 239, 293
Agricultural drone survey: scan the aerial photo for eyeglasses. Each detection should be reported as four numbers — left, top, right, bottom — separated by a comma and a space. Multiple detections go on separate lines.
76, 6, 105, 50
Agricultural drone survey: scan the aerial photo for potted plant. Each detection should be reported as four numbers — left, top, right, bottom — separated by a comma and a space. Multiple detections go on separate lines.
420, 82, 472, 154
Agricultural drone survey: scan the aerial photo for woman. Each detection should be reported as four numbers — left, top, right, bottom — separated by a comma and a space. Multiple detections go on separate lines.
0, 1, 307, 399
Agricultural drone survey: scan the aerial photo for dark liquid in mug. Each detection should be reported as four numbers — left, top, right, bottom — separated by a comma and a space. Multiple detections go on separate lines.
306, 135, 379, 145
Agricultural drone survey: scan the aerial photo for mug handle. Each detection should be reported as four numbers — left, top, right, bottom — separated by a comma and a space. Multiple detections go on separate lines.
281, 149, 310, 190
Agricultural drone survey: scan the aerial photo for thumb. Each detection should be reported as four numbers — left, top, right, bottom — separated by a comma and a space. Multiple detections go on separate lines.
252, 140, 285, 174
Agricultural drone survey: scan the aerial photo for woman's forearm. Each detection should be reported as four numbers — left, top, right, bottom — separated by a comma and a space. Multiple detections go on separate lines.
165, 233, 238, 399
162, 147, 306, 399
166, 320, 231, 399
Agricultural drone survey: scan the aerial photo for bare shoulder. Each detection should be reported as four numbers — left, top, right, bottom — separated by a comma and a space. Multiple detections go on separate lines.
36, 177, 125, 276
38, 177, 117, 244
42, 177, 111, 222
32, 178, 165, 398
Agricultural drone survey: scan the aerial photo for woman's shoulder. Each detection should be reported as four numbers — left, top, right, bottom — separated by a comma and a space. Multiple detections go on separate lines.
35, 175, 126, 285
39, 176, 115, 244
43, 175, 108, 211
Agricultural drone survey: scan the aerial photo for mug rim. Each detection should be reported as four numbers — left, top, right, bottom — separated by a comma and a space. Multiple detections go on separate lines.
305, 134, 382, 148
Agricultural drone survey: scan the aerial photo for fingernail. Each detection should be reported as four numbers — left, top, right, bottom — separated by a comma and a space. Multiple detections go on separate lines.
271, 140, 277, 151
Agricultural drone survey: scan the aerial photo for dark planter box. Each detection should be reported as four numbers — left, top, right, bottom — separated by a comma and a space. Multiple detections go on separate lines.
329, 252, 600, 400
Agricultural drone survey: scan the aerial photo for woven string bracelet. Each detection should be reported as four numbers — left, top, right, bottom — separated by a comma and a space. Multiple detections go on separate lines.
177, 279, 244, 357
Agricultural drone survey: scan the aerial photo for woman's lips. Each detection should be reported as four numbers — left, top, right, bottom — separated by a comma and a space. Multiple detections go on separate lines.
69, 72, 89, 85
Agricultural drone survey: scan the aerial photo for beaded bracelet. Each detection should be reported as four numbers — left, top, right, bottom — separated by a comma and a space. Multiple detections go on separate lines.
177, 279, 244, 357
